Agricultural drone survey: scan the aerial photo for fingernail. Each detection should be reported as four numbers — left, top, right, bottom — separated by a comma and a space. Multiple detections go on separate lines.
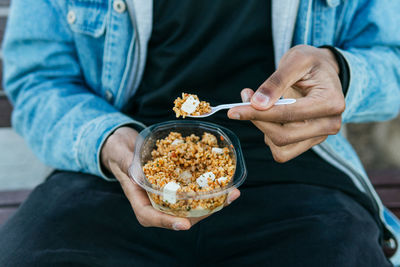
241, 91, 250, 102
229, 112, 240, 120
253, 91, 270, 108
172, 222, 184, 231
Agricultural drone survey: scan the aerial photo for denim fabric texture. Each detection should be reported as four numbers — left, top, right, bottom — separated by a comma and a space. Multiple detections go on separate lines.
2, 0, 400, 263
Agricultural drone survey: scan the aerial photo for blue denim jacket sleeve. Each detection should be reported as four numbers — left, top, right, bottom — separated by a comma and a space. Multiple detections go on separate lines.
2, 0, 144, 180
335, 0, 400, 123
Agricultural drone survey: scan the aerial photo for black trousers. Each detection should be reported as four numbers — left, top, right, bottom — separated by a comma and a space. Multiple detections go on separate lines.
0, 171, 392, 267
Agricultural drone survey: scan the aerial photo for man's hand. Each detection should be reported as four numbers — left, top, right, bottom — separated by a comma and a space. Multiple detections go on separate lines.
228, 45, 345, 162
101, 126, 240, 231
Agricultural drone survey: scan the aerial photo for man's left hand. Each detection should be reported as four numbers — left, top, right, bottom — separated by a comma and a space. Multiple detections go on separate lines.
228, 45, 346, 162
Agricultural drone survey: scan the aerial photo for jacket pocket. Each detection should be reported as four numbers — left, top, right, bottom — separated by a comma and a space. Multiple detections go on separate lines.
67, 0, 108, 37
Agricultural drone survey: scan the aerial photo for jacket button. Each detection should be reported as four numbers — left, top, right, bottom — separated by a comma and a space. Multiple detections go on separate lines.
67, 10, 76, 24
113, 0, 127, 13
105, 90, 114, 102
385, 238, 397, 249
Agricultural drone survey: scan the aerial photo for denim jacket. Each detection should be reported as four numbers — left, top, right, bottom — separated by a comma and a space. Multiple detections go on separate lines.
3, 0, 400, 263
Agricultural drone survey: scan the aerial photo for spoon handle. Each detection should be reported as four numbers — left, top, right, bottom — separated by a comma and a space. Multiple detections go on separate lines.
274, 98, 297, 105
216, 98, 296, 110
216, 102, 251, 110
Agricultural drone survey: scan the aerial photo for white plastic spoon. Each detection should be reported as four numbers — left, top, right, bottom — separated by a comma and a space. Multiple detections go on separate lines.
187, 98, 296, 118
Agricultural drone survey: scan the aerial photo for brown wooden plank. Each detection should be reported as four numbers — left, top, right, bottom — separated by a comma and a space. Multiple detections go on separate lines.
0, 189, 31, 207
375, 188, 400, 206
0, 59, 3, 91
388, 208, 400, 220
0, 207, 18, 225
0, 96, 12, 127
0, 16, 7, 45
368, 169, 400, 187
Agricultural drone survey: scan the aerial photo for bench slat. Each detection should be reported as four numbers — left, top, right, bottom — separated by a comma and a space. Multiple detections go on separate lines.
0, 96, 12, 127
374, 188, 400, 207
386, 208, 400, 219
368, 170, 400, 187
0, 189, 31, 207
0, 207, 18, 224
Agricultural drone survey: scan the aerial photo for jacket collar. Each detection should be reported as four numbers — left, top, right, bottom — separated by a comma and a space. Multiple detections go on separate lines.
272, 0, 300, 67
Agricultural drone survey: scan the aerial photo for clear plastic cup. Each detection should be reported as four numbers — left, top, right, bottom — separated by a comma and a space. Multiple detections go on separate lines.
129, 120, 247, 217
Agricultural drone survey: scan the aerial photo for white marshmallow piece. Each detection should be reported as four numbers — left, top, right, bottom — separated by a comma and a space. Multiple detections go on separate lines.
217, 177, 228, 184
211, 147, 224, 154
196, 172, 215, 188
163, 182, 180, 204
181, 96, 200, 114
171, 139, 184, 146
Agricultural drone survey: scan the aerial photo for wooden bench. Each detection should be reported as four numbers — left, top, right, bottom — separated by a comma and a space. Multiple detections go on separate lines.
1, 169, 400, 226
0, 190, 31, 224
0, 1, 11, 126
369, 169, 400, 218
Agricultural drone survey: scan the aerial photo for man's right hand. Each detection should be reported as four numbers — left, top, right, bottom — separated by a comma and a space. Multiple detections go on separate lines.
100, 126, 240, 231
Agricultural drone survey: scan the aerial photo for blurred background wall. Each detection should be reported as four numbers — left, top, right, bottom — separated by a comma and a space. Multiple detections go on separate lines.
347, 117, 400, 170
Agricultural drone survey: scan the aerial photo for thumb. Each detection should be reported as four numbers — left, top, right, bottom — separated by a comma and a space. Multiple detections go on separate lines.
251, 70, 287, 110
251, 50, 312, 110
